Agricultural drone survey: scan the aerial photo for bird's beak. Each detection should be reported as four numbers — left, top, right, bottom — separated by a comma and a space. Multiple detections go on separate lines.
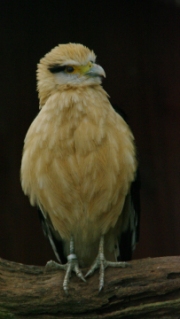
79, 62, 106, 78
86, 63, 106, 78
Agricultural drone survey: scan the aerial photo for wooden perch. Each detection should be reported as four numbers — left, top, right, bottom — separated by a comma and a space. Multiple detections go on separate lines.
0, 256, 180, 318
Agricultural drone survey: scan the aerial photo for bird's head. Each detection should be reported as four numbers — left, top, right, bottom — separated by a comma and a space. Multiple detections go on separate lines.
37, 43, 106, 107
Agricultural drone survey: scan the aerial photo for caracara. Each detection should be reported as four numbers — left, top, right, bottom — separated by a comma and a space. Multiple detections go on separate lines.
21, 43, 140, 293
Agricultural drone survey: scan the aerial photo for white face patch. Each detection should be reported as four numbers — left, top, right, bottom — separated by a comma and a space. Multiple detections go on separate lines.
54, 65, 103, 86
55, 72, 80, 85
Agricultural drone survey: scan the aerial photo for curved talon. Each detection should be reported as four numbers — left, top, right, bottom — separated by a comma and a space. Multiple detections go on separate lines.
74, 264, 86, 282
85, 258, 100, 278
45, 237, 86, 294
86, 236, 132, 291
45, 236, 131, 293
62, 253, 86, 293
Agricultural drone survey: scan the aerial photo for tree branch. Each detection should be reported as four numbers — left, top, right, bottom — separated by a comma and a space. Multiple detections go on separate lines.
0, 256, 180, 318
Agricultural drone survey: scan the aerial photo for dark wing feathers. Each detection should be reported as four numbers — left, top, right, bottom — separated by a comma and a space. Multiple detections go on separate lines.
38, 209, 67, 264
118, 169, 141, 261
113, 104, 140, 261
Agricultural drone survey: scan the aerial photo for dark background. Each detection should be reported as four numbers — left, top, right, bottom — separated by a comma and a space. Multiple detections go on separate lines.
0, 0, 180, 266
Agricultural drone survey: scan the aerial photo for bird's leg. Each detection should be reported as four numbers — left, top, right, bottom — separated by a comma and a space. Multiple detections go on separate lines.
85, 235, 131, 291
45, 236, 86, 294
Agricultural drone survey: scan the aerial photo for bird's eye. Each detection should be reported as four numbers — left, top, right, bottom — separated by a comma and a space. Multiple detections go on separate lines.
66, 66, 74, 73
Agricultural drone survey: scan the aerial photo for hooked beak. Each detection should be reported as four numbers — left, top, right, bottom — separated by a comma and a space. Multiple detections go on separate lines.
79, 62, 106, 78
86, 63, 106, 78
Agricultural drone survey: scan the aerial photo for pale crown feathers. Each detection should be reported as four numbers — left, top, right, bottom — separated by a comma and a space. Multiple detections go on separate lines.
37, 43, 106, 107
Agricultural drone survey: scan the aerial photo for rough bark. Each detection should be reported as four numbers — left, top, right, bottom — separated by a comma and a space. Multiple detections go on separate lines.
0, 256, 180, 318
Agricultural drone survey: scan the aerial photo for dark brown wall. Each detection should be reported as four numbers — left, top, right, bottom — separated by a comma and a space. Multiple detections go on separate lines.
0, 0, 180, 265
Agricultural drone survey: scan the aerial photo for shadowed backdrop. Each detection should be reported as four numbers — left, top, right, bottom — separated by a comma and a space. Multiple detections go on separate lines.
0, 0, 180, 265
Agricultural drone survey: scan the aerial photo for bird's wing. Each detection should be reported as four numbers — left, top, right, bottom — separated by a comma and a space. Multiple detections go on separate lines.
38, 208, 67, 264
112, 104, 140, 261
118, 169, 141, 261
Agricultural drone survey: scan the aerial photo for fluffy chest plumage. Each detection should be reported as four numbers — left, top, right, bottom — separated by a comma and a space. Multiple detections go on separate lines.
21, 88, 136, 248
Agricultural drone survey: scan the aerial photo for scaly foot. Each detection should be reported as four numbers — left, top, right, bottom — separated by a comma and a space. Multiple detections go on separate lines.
45, 237, 86, 294
85, 236, 131, 291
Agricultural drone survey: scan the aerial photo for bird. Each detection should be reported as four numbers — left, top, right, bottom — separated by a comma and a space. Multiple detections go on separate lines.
20, 43, 140, 294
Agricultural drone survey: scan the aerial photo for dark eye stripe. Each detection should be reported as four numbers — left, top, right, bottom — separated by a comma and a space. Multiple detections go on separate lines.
48, 64, 66, 73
